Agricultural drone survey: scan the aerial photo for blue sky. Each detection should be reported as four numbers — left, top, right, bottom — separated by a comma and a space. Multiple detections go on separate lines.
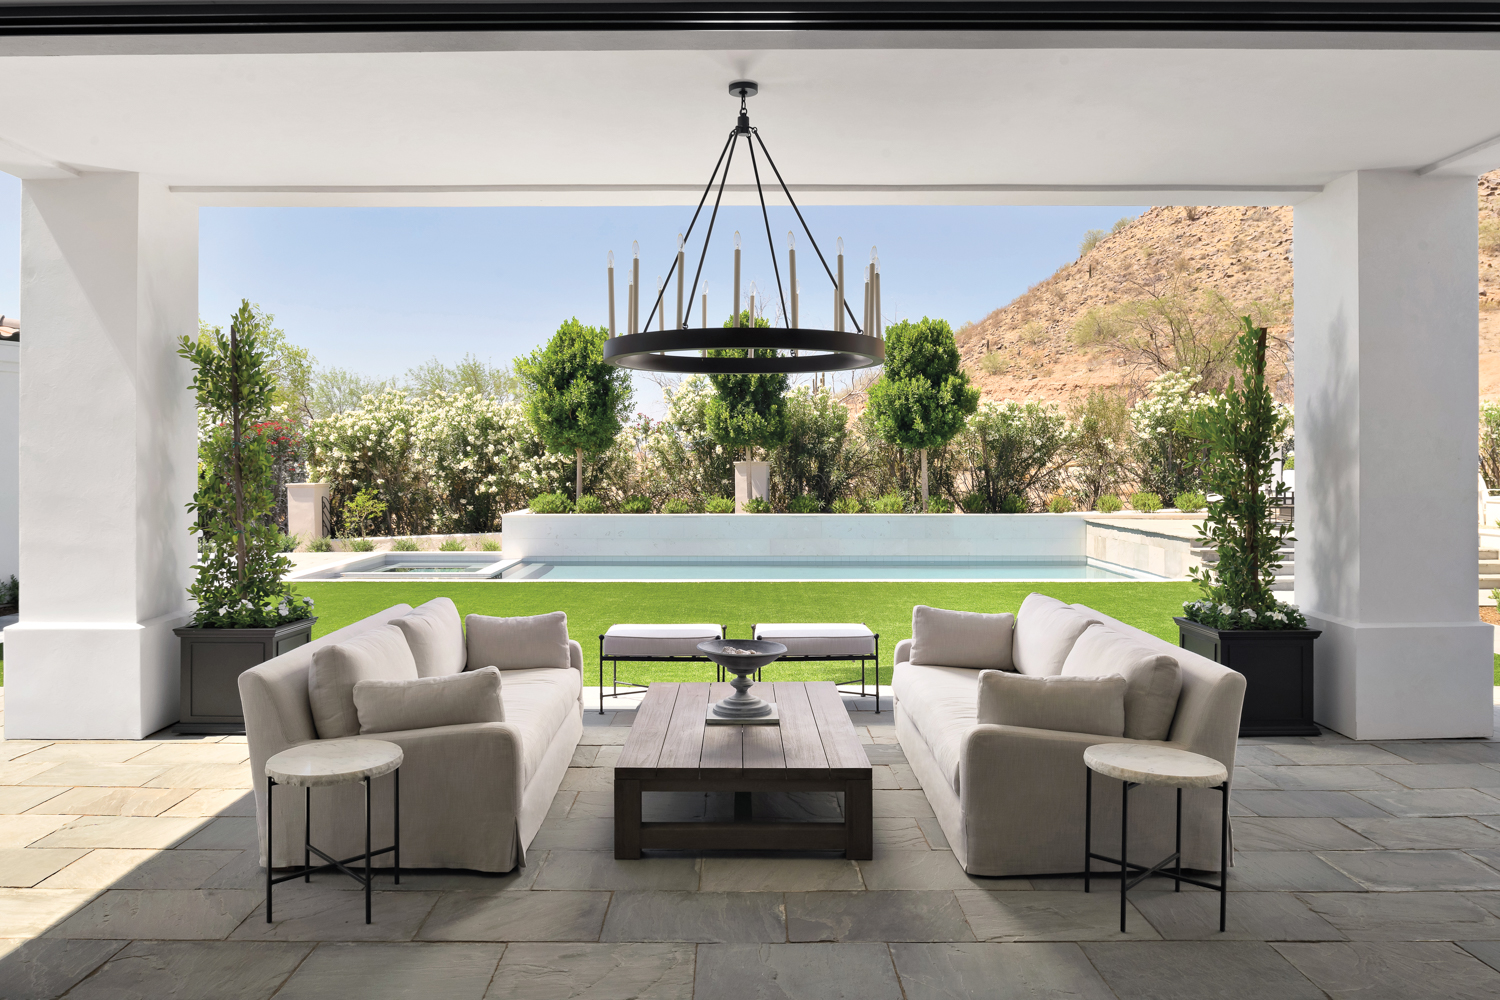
0, 173, 1143, 414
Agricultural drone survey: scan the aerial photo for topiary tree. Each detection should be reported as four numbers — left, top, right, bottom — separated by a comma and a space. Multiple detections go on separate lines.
866, 317, 979, 509
706, 311, 789, 461
515, 318, 633, 500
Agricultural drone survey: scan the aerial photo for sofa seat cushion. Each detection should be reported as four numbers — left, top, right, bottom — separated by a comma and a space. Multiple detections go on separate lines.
1061, 623, 1182, 741
893, 663, 980, 794
497, 667, 582, 786
910, 606, 1014, 670
1012, 593, 1102, 676
308, 625, 420, 740
603, 624, 723, 658
392, 597, 467, 677
753, 623, 875, 657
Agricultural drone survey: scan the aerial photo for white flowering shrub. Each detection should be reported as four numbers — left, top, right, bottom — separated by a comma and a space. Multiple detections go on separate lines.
954, 400, 1073, 512
1182, 599, 1305, 631
307, 389, 428, 535
1130, 370, 1213, 498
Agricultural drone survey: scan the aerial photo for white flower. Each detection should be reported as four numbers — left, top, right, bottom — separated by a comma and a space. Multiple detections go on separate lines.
1243, 608, 1257, 620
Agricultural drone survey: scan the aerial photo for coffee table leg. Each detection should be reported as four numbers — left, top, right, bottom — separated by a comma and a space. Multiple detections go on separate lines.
615, 778, 642, 859
846, 777, 873, 860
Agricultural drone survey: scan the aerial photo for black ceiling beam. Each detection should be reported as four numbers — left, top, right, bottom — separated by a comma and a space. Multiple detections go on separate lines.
1, 2, 1500, 36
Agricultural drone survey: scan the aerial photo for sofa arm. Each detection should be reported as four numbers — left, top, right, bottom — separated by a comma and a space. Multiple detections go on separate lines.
894, 638, 912, 666
568, 639, 583, 673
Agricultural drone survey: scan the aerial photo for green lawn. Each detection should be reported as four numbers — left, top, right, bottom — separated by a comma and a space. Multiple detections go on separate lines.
290, 580, 1201, 686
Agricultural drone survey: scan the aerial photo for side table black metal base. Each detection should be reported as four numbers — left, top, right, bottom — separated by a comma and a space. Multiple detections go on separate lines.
1084, 768, 1229, 932
266, 770, 400, 924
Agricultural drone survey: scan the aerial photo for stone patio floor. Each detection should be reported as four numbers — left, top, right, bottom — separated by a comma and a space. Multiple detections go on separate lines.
5, 688, 1500, 998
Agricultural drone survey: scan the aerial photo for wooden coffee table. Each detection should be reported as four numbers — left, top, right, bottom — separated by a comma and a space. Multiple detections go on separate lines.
614, 681, 872, 859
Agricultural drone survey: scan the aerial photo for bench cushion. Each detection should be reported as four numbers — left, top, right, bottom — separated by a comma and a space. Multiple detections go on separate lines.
753, 623, 875, 657
892, 662, 980, 794
603, 624, 723, 658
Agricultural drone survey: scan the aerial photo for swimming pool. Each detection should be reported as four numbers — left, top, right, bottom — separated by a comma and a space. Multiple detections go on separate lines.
500, 558, 1158, 582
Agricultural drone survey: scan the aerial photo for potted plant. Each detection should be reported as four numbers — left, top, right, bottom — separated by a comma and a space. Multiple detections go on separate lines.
174, 301, 316, 734
1176, 317, 1319, 736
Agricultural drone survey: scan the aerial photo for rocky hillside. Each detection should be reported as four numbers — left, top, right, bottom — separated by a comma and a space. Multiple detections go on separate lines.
956, 169, 1500, 409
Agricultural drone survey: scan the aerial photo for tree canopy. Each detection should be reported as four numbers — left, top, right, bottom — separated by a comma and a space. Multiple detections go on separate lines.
705, 311, 790, 457
866, 317, 979, 452
515, 318, 634, 457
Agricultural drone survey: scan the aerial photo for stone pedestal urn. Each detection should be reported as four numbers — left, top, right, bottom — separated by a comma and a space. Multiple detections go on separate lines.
734, 461, 770, 513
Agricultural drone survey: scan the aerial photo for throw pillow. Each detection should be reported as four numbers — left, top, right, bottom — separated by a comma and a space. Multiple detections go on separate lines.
909, 605, 1015, 670
308, 625, 420, 739
466, 610, 570, 671
354, 666, 505, 734
1012, 592, 1102, 676
1061, 623, 1183, 741
391, 597, 467, 678
976, 669, 1126, 737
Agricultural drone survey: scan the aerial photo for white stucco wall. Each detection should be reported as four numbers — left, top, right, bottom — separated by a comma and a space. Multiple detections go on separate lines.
0, 339, 16, 585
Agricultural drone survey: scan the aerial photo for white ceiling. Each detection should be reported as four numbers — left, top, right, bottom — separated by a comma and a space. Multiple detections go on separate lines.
1, 32, 1498, 205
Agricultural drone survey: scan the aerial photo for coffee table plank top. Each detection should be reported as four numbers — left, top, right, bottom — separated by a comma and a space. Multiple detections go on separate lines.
617, 681, 869, 780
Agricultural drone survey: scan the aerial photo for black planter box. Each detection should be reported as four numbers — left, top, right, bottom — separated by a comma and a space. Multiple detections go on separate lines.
1175, 617, 1321, 737
174, 618, 317, 734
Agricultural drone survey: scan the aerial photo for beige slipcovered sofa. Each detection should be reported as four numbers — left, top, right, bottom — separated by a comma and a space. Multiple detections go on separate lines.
240, 600, 583, 873
893, 594, 1245, 877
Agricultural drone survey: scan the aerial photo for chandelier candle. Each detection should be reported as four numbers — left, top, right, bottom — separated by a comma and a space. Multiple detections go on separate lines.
788, 232, 798, 328
836, 237, 845, 332
676, 235, 685, 330
657, 277, 664, 331
607, 251, 615, 336
631, 241, 640, 335
874, 252, 882, 338
733, 231, 741, 328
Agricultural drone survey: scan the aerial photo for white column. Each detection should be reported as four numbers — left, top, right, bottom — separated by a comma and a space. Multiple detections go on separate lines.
0, 335, 16, 585
1294, 169, 1492, 739
3, 174, 198, 739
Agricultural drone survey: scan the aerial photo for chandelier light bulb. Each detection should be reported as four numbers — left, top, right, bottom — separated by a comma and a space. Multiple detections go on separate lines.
632, 240, 639, 258
787, 231, 795, 249
678, 233, 684, 251
837, 236, 844, 255
608, 250, 614, 267
734, 231, 741, 249
871, 245, 878, 262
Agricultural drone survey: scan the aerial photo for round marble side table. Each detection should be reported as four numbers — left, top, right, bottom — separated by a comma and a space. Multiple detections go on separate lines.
264, 740, 403, 925
1082, 743, 1230, 933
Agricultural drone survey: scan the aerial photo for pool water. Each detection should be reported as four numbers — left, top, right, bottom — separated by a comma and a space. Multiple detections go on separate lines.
504, 559, 1150, 582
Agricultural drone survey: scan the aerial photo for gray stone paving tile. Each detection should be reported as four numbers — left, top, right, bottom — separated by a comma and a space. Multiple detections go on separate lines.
417, 889, 610, 942
600, 891, 786, 943
872, 818, 930, 851
916, 817, 950, 850
695, 943, 902, 1000
195, 849, 268, 890
44, 888, 262, 940
528, 817, 617, 852
0, 762, 58, 785
0, 741, 54, 763
534, 851, 699, 891
1459, 939, 1500, 974
1271, 744, 1410, 766
700, 857, 863, 892
856, 851, 986, 890
1276, 941, 1500, 1000
561, 767, 612, 792
1339, 817, 1500, 850
890, 942, 1117, 1000
577, 728, 630, 746
955, 889, 1160, 942
233, 886, 442, 942
1354, 788, 1500, 817
175, 816, 258, 851
1084, 941, 1325, 1000
862, 744, 907, 766
370, 865, 543, 894
787, 889, 972, 943
1319, 850, 1500, 891
1133, 889, 1341, 941
1229, 850, 1365, 891
871, 790, 934, 818
1232, 767, 1278, 791
570, 745, 599, 767
569, 791, 614, 818
1296, 891, 1500, 941
1369, 763, 1500, 788
0, 848, 89, 887
1233, 816, 1379, 852
1233, 746, 1298, 767
30, 815, 206, 850
1246, 765, 1403, 791
62, 940, 311, 1000
1232, 789, 1397, 818
486, 943, 695, 1000
0, 888, 101, 937
0, 787, 66, 814
0, 937, 125, 1000
125, 742, 251, 765
275, 942, 505, 1000
1373, 742, 1500, 765
40, 848, 242, 890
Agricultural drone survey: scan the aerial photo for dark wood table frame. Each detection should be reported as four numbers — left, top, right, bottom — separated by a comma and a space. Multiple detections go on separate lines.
614, 681, 873, 859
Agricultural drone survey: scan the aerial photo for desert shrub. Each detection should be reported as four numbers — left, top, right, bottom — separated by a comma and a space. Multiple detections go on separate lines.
705, 496, 735, 513
998, 494, 1029, 513
481, 538, 501, 551
744, 498, 772, 513
529, 492, 572, 514
770, 388, 867, 512
1130, 370, 1215, 498
307, 536, 333, 552
830, 496, 862, 513
646, 377, 735, 507
662, 498, 696, 513
341, 487, 386, 538
276, 532, 299, 553
1047, 495, 1075, 513
574, 495, 605, 513
927, 496, 955, 513
959, 491, 988, 513
1112, 216, 1134, 234
787, 493, 822, 513
956, 400, 1072, 513
1174, 490, 1207, 513
1131, 491, 1163, 513
345, 537, 375, 552
1096, 494, 1123, 513
439, 538, 466, 551
1481, 217, 1500, 256
1482, 402, 1500, 488
980, 352, 1008, 376
1069, 388, 1131, 509
392, 537, 420, 551
622, 496, 652, 513
870, 492, 906, 513
1079, 229, 1107, 257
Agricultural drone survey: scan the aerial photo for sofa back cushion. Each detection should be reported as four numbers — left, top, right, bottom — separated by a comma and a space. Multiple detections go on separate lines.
308, 625, 420, 739
466, 611, 570, 671
909, 605, 1015, 670
354, 665, 505, 734
1061, 623, 1182, 740
977, 669, 1126, 737
1012, 593, 1101, 676
391, 597, 467, 678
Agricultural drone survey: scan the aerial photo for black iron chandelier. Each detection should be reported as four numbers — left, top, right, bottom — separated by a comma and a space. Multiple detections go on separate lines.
602, 81, 885, 375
